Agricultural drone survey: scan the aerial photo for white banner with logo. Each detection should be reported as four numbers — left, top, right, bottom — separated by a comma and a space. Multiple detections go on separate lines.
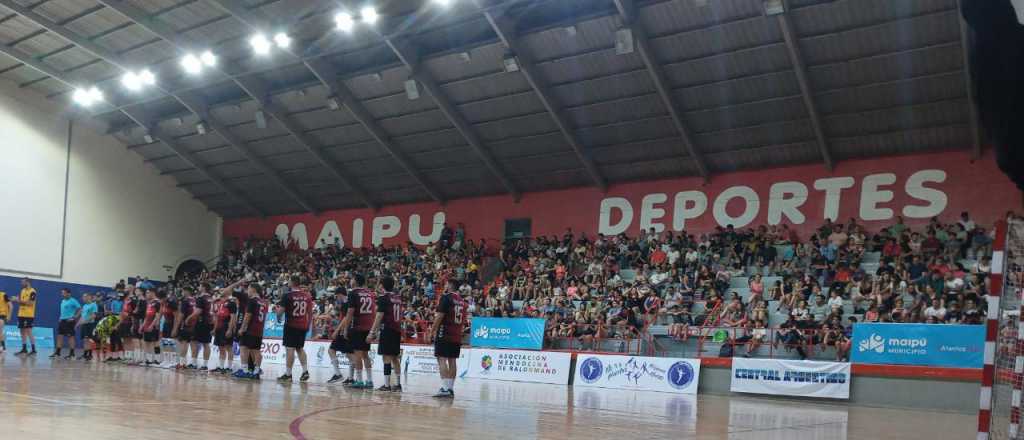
465, 349, 572, 384
574, 354, 700, 394
400, 344, 471, 376
730, 358, 851, 399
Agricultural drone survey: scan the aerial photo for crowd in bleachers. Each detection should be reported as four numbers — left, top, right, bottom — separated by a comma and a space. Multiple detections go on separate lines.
155, 212, 1011, 360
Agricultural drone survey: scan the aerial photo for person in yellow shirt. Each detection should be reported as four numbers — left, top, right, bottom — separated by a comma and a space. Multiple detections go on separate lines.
0, 290, 8, 353
12, 278, 38, 356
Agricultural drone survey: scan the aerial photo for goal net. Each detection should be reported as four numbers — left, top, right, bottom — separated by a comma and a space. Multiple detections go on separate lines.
989, 218, 1024, 440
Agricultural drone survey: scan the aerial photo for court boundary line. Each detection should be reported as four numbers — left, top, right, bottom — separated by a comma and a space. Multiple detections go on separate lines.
289, 402, 385, 440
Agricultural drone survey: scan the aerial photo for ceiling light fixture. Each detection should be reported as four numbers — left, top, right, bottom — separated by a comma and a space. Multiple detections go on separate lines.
181, 53, 202, 75
360, 6, 378, 25
200, 50, 216, 67
273, 32, 291, 49
250, 33, 272, 55
335, 12, 354, 32
72, 86, 103, 107
121, 69, 155, 91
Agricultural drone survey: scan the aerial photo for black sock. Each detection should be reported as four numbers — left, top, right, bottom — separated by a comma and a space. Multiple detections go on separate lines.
22, 344, 27, 351
1, 341, 5, 349
69, 349, 75, 356
31, 344, 36, 352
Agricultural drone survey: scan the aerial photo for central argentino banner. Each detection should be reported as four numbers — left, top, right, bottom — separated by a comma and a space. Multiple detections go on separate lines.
470, 317, 546, 350
730, 358, 851, 399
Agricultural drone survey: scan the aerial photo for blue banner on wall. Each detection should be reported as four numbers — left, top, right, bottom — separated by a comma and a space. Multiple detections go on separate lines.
851, 323, 985, 368
3, 326, 56, 349
264, 315, 285, 338
470, 317, 546, 350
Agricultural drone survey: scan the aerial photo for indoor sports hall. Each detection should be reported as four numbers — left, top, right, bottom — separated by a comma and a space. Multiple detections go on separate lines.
1, 0, 1023, 439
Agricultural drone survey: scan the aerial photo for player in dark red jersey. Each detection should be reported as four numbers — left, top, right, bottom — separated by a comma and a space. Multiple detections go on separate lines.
173, 287, 196, 369
235, 284, 267, 379
140, 289, 161, 367
430, 282, 468, 398
110, 291, 132, 363
275, 276, 313, 382
368, 276, 403, 392
158, 291, 179, 368
187, 283, 214, 370
212, 279, 243, 374
131, 289, 148, 365
340, 273, 376, 389
327, 287, 354, 384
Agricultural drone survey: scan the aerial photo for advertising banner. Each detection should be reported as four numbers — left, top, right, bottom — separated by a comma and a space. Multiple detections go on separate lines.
3, 326, 55, 349
470, 318, 546, 350
730, 358, 851, 399
574, 354, 700, 394
400, 344, 471, 376
465, 348, 571, 384
851, 323, 984, 368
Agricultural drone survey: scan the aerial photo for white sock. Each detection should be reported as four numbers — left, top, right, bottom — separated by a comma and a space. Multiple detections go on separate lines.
384, 374, 391, 387
445, 379, 454, 390
348, 364, 355, 379
355, 369, 362, 382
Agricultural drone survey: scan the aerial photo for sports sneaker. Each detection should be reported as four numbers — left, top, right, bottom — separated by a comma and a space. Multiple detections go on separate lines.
232, 369, 249, 378
327, 374, 344, 383
376, 385, 392, 392
363, 381, 374, 389
300, 371, 310, 382
432, 388, 453, 398
28, 350, 37, 356
187, 364, 197, 370
347, 380, 362, 388
49, 352, 60, 359
199, 366, 208, 371
278, 374, 292, 382
341, 378, 355, 385
63, 354, 74, 360
390, 384, 403, 393
15, 349, 28, 356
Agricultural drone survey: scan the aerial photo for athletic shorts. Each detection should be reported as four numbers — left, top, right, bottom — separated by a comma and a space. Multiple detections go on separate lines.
330, 334, 351, 354
434, 340, 461, 359
118, 322, 134, 339
58, 319, 76, 336
213, 327, 233, 347
282, 325, 307, 349
81, 323, 97, 342
194, 322, 213, 344
17, 317, 34, 329
133, 323, 145, 339
240, 334, 262, 351
143, 328, 160, 342
177, 328, 194, 343
377, 328, 401, 356
110, 330, 122, 348
348, 330, 370, 352
161, 321, 175, 339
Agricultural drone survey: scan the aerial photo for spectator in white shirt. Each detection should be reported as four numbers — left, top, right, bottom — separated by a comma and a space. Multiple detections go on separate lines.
924, 300, 947, 322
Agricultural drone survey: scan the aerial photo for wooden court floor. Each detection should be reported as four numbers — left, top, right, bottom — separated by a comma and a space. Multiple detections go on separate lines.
0, 353, 975, 439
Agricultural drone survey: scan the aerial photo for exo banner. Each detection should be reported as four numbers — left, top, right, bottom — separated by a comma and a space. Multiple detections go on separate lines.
851, 323, 984, 368
465, 348, 572, 384
730, 358, 851, 399
470, 317, 546, 350
574, 354, 700, 394
3, 326, 55, 349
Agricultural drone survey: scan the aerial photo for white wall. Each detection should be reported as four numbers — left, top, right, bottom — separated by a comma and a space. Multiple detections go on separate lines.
0, 81, 222, 287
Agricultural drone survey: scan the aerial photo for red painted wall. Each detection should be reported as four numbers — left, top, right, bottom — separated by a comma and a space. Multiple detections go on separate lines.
224, 151, 1019, 248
